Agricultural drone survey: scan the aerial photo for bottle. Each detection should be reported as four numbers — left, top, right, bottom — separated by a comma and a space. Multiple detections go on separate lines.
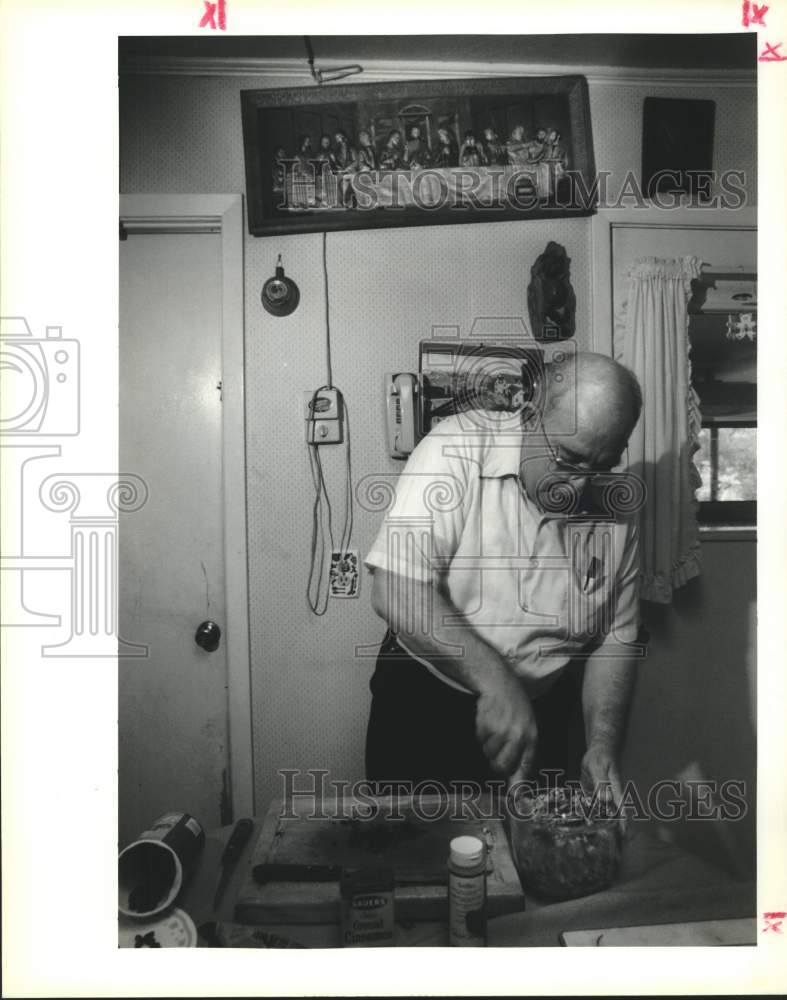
448, 835, 487, 946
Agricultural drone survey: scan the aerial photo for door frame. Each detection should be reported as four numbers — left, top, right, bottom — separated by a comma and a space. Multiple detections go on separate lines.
590, 204, 758, 356
119, 193, 253, 817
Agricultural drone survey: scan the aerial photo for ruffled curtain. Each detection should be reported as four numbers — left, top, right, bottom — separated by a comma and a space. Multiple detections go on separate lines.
621, 256, 703, 604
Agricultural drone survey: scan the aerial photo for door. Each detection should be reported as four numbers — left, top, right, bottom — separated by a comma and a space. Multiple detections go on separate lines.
119, 228, 230, 847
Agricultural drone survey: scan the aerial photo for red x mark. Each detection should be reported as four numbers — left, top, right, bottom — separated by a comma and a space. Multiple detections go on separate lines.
199, 0, 226, 29
742, 1, 769, 26
762, 911, 787, 932
759, 40, 786, 61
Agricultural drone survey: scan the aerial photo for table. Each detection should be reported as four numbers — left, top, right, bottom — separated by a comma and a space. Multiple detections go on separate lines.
177, 817, 755, 948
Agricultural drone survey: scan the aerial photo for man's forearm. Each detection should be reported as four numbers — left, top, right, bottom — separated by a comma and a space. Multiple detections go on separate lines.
370, 569, 540, 778
582, 650, 638, 754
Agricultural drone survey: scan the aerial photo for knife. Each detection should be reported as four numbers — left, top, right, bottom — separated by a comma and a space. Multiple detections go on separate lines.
253, 863, 343, 884
253, 862, 447, 886
213, 818, 255, 910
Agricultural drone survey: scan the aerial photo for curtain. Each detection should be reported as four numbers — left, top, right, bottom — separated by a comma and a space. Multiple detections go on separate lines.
621, 256, 703, 604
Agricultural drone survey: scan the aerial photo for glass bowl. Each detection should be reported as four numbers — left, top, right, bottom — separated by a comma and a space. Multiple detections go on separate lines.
507, 786, 623, 901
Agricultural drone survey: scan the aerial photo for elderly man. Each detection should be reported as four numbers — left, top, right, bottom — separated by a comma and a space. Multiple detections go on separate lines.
364, 352, 644, 802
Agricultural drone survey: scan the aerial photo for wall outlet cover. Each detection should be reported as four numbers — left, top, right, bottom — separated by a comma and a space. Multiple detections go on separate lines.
329, 550, 359, 598
304, 388, 344, 444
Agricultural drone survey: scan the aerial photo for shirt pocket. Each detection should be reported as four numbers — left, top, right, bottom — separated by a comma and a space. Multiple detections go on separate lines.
567, 527, 614, 640
571, 559, 616, 643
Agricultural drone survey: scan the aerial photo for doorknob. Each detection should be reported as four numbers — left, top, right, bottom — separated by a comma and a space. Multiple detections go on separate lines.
195, 620, 221, 652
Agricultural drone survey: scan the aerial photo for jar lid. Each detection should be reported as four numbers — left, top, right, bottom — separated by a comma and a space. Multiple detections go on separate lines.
449, 835, 486, 868
118, 907, 198, 948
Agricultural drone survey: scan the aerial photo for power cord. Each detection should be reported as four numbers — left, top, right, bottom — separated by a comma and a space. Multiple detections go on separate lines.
322, 232, 333, 389
306, 391, 353, 615
306, 234, 354, 615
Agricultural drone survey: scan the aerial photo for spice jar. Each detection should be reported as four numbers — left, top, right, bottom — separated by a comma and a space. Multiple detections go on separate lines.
448, 835, 486, 946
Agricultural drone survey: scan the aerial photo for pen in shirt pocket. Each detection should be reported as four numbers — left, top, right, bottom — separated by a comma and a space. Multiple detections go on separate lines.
583, 556, 601, 592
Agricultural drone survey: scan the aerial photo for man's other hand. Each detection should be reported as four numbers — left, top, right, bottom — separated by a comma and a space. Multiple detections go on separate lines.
580, 745, 623, 811
475, 670, 538, 778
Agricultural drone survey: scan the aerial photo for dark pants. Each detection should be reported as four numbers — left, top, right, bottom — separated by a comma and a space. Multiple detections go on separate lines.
365, 631, 587, 792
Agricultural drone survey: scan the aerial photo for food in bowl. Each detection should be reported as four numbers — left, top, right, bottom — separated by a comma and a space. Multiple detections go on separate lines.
507, 786, 623, 901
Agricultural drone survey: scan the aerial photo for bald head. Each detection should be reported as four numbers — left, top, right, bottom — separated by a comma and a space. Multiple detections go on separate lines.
542, 352, 642, 464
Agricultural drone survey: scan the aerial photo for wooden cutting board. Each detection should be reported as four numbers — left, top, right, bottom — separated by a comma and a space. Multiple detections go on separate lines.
235, 795, 525, 925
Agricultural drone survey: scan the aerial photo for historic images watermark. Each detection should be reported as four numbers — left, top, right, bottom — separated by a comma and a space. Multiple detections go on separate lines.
0, 316, 148, 656
274, 165, 748, 214
277, 769, 749, 824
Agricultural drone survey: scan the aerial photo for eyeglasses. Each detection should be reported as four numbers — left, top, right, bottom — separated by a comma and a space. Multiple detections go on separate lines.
541, 426, 628, 478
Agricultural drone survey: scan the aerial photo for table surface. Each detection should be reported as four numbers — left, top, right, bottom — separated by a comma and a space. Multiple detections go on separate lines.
177, 815, 756, 948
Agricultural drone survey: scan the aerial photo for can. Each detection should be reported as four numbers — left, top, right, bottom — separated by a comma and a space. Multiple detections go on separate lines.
118, 812, 205, 918
339, 868, 395, 947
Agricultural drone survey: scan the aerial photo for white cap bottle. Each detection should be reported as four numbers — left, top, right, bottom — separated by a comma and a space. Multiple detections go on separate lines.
448, 835, 487, 946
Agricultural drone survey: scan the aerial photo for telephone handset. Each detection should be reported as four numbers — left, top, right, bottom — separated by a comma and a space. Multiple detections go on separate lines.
385, 372, 420, 458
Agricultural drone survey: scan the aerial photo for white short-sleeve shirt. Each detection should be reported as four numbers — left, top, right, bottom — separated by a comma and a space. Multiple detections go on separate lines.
364, 410, 641, 697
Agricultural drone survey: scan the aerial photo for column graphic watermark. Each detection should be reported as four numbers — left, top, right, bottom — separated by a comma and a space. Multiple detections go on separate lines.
0, 316, 148, 656
37, 474, 148, 657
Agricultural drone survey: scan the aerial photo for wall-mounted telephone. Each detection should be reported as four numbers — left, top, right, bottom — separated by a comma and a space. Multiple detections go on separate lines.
383, 341, 548, 460
385, 372, 420, 458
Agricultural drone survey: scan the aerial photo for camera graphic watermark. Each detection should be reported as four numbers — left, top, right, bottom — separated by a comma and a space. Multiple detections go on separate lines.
417, 321, 598, 465
419, 318, 571, 441
0, 318, 80, 436
0, 316, 148, 656
354, 474, 646, 663
354, 317, 646, 662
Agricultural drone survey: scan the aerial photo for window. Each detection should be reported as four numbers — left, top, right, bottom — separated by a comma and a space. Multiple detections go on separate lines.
688, 268, 757, 526
695, 425, 756, 523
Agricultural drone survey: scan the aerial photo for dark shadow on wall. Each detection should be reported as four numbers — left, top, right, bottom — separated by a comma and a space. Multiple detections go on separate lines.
622, 538, 756, 880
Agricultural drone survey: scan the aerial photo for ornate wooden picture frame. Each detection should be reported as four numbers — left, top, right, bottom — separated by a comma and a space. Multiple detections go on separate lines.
241, 76, 596, 236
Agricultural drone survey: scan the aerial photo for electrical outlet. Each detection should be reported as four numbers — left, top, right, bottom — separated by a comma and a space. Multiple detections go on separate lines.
304, 388, 344, 444
329, 550, 359, 598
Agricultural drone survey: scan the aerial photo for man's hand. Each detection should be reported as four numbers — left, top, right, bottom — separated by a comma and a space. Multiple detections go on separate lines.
475, 671, 538, 778
581, 745, 633, 837
581, 650, 637, 820
580, 744, 623, 808
371, 568, 540, 780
